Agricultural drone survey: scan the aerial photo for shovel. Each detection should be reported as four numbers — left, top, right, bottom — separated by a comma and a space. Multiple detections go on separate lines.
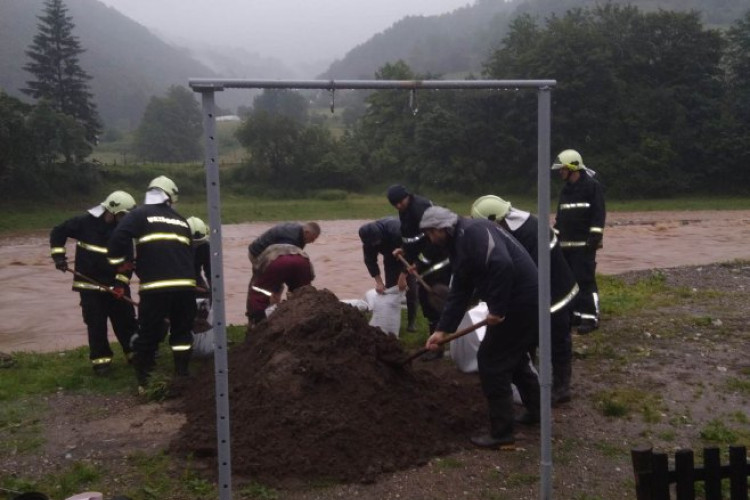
66, 268, 139, 306
400, 318, 489, 365
395, 254, 449, 311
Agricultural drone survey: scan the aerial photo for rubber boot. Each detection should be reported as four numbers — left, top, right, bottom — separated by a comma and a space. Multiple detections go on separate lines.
514, 358, 541, 426
406, 308, 417, 333
132, 351, 156, 388
173, 349, 192, 377
552, 360, 573, 407
471, 396, 515, 448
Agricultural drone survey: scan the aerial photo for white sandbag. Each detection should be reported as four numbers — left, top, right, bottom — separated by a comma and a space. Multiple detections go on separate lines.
341, 298, 370, 311
192, 329, 215, 358
449, 302, 488, 373
365, 286, 404, 336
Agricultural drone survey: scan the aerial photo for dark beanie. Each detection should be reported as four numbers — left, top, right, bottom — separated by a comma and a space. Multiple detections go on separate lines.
358, 222, 382, 246
387, 184, 410, 206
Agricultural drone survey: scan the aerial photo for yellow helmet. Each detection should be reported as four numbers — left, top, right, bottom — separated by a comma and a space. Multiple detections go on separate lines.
551, 149, 585, 171
471, 195, 511, 221
186, 216, 209, 243
148, 175, 179, 202
102, 190, 136, 215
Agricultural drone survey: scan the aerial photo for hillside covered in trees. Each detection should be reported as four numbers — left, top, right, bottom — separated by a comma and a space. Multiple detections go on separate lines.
321, 0, 748, 79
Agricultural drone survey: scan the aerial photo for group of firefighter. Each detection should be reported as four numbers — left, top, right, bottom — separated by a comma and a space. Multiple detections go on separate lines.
51, 148, 605, 447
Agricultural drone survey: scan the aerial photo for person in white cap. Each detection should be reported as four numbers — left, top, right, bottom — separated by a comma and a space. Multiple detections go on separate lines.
420, 205, 541, 448
50, 190, 138, 375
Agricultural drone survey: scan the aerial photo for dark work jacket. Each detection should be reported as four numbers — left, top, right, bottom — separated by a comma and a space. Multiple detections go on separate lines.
360, 217, 403, 280
554, 172, 606, 247
194, 242, 211, 288
397, 194, 433, 263
107, 203, 195, 293
437, 217, 538, 333
50, 213, 128, 292
502, 208, 578, 312
248, 223, 305, 259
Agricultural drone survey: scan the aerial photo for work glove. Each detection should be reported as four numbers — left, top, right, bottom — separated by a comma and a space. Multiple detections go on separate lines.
53, 255, 68, 272
587, 233, 603, 250
111, 285, 126, 300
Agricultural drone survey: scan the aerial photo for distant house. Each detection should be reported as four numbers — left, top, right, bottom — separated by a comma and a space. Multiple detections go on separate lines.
216, 115, 241, 122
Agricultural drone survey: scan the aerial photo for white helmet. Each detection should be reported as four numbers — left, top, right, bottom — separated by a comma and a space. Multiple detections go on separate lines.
471, 195, 511, 221
148, 175, 179, 202
102, 190, 136, 215
186, 216, 209, 243
551, 149, 585, 171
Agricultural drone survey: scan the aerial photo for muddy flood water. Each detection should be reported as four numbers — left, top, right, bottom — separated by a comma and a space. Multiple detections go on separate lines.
1, 210, 749, 353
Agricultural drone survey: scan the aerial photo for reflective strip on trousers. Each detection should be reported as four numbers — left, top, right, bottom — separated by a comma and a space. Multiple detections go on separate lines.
108, 256, 126, 265
50, 247, 66, 255
92, 357, 113, 365
77, 241, 107, 254
171, 344, 192, 352
251, 285, 273, 297
137, 233, 190, 246
590, 227, 603, 234
139, 279, 197, 291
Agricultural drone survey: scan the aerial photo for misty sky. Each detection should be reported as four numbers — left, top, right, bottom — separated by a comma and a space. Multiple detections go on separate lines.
97, 0, 473, 67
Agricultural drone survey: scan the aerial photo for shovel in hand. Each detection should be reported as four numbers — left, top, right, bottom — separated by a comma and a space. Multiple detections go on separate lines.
395, 254, 448, 311
400, 318, 489, 366
66, 268, 139, 306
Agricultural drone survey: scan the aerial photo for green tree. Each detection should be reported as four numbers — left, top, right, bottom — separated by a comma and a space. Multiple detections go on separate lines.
133, 86, 203, 162
251, 89, 310, 124
23, 0, 101, 152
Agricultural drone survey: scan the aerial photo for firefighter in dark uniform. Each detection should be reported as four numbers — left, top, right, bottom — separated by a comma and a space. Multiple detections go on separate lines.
187, 216, 211, 294
50, 191, 138, 375
552, 149, 606, 334
358, 216, 418, 332
472, 195, 579, 406
420, 206, 540, 448
107, 176, 196, 389
387, 184, 450, 358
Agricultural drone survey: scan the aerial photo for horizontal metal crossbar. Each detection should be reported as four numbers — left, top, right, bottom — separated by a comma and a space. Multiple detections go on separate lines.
189, 78, 556, 92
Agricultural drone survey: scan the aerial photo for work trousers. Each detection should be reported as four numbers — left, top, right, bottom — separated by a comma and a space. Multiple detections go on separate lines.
477, 306, 540, 413
562, 247, 599, 324
551, 305, 573, 367
134, 290, 196, 355
79, 290, 137, 363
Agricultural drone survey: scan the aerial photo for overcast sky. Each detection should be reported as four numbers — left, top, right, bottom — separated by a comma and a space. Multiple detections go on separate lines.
97, 0, 473, 67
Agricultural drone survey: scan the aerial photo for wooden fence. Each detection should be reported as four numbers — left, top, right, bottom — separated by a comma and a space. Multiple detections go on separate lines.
631, 446, 749, 499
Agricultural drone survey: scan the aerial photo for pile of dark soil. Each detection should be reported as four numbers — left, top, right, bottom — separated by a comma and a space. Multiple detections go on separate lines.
173, 286, 486, 485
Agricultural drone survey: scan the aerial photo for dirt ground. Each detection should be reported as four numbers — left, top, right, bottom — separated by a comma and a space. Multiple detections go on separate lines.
1, 211, 750, 499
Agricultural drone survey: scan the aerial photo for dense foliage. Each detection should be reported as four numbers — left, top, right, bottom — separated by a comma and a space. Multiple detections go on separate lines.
234, 6, 750, 198
133, 86, 203, 163
22, 0, 100, 159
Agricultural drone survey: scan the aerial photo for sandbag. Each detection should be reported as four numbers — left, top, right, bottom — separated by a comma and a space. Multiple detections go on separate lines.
365, 286, 404, 336
449, 302, 488, 373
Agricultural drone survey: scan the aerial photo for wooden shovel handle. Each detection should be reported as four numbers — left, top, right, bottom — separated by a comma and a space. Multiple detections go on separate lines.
395, 253, 432, 293
67, 268, 139, 307
401, 318, 490, 365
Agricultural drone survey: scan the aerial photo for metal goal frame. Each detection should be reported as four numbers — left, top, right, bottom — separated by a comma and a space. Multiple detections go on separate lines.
189, 77, 556, 500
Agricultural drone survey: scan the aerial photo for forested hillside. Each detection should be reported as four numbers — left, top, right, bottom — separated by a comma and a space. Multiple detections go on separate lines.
322, 0, 749, 79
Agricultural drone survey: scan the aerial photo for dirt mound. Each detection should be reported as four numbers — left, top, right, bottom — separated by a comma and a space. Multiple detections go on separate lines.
173, 286, 486, 485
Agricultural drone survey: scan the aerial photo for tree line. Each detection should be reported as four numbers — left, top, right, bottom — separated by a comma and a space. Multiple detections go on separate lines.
2, 2, 749, 200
